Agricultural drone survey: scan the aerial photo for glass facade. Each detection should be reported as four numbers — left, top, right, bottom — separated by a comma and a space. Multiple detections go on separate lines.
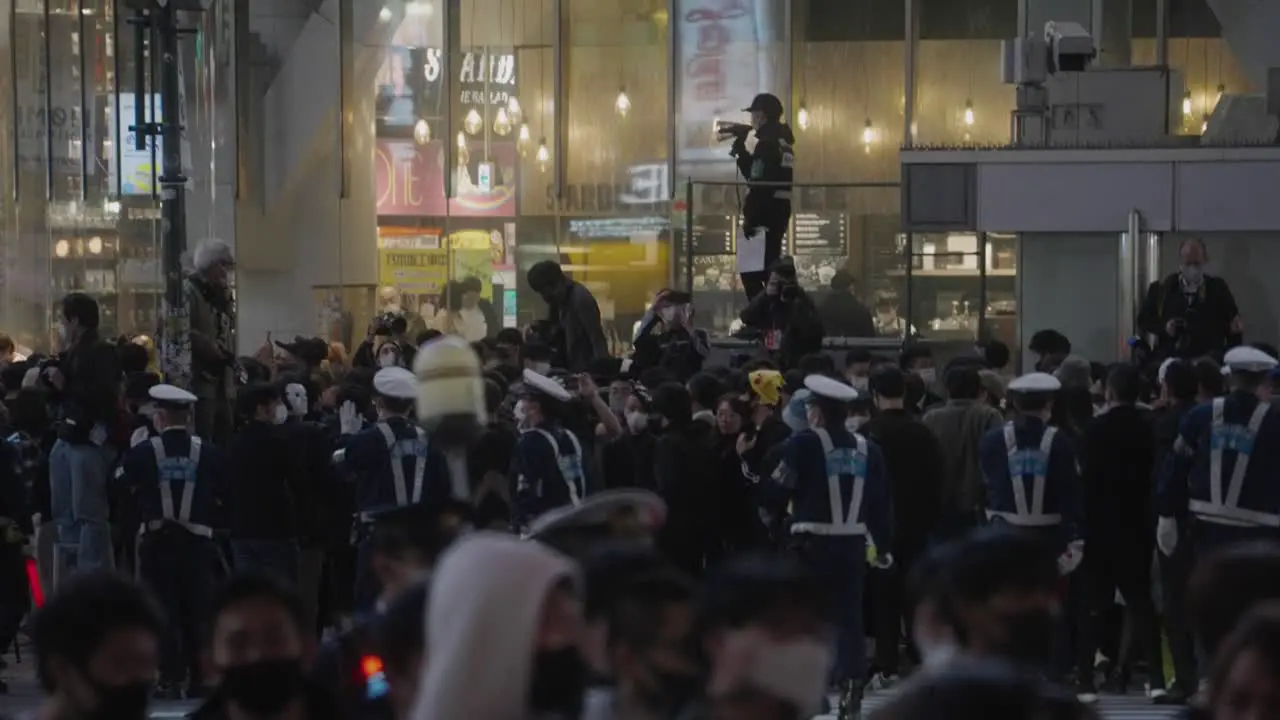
0, 0, 1253, 355
0, 0, 235, 356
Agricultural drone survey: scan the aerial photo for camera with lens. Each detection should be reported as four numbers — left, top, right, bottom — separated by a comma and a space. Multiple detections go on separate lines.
715, 121, 752, 143
780, 283, 799, 302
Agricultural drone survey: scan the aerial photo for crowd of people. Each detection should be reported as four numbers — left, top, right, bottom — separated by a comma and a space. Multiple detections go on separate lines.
1, 244, 1280, 720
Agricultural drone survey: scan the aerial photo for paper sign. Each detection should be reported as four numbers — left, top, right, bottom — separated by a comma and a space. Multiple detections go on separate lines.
736, 228, 767, 274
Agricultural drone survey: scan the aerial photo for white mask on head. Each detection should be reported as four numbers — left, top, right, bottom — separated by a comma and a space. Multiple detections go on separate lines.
513, 399, 529, 427
285, 383, 308, 417
272, 403, 288, 425
625, 411, 648, 434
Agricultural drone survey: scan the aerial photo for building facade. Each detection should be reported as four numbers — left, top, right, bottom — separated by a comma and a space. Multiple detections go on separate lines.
0, 0, 1259, 359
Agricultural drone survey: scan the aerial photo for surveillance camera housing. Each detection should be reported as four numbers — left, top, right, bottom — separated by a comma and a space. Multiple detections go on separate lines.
1044, 21, 1097, 72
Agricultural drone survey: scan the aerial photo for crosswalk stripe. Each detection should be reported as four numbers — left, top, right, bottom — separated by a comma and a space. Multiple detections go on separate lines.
809, 691, 1186, 719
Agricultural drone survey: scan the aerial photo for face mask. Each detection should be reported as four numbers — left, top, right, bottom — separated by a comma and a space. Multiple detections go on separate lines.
916, 368, 937, 385
659, 306, 677, 325
992, 609, 1055, 668
85, 679, 152, 720
272, 404, 288, 425
513, 400, 528, 426
219, 658, 306, 717
1181, 264, 1203, 284
849, 376, 869, 392
744, 639, 831, 717
285, 383, 308, 417
626, 411, 648, 433
378, 352, 399, 368
531, 361, 551, 375
845, 416, 866, 433
528, 646, 587, 717
137, 402, 156, 418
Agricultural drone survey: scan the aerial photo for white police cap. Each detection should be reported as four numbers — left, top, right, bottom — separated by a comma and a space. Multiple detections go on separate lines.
148, 383, 197, 406
524, 489, 667, 540
1224, 346, 1278, 373
373, 367, 418, 399
521, 368, 573, 402
1008, 372, 1062, 393
803, 374, 858, 402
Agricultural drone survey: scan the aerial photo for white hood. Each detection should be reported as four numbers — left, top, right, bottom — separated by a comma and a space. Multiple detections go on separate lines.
410, 532, 578, 720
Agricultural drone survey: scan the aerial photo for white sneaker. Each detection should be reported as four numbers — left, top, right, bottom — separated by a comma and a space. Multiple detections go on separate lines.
869, 672, 899, 691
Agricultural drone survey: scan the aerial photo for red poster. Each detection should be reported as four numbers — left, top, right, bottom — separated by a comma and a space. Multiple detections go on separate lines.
374, 139, 517, 217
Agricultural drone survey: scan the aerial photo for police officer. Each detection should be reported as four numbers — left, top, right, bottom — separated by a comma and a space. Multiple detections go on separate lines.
1157, 346, 1280, 558
336, 366, 449, 610
769, 374, 893, 719
114, 384, 228, 699
512, 369, 588, 530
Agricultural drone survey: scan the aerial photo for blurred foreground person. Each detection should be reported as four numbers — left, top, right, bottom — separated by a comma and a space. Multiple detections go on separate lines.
1206, 603, 1280, 720
31, 572, 163, 720
683, 555, 830, 720
870, 660, 1099, 720
193, 574, 338, 720
409, 532, 585, 719
527, 489, 666, 561
372, 581, 431, 720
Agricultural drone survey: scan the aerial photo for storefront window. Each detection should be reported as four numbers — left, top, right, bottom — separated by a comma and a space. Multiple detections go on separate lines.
1, 0, 232, 354
913, 0, 1016, 147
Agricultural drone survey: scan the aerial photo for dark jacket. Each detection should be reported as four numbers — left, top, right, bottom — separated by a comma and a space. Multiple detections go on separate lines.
738, 291, 824, 370
1152, 401, 1196, 523
816, 291, 876, 338
654, 421, 720, 577
548, 281, 610, 373
630, 323, 710, 383
190, 681, 344, 720
1138, 273, 1241, 361
54, 329, 121, 444
922, 400, 1005, 516
186, 274, 236, 400
1079, 404, 1156, 551
279, 418, 345, 547
225, 420, 299, 540
862, 408, 946, 548
734, 121, 795, 233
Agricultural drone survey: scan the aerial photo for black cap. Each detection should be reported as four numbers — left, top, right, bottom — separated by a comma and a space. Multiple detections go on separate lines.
743, 93, 784, 119
274, 336, 329, 366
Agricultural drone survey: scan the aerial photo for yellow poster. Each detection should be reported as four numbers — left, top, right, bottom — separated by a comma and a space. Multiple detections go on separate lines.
449, 230, 495, 300
378, 247, 449, 295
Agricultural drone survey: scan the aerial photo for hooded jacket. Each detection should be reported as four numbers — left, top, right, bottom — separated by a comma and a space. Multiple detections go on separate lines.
410, 532, 578, 720
734, 121, 795, 233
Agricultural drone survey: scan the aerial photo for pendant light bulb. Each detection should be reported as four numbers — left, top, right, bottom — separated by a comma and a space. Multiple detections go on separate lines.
412, 118, 431, 145
517, 122, 531, 156
1216, 83, 1226, 104
796, 104, 810, 131
493, 106, 513, 136
535, 138, 550, 172
1182, 91, 1192, 116
862, 118, 874, 145
506, 96, 523, 124
377, 6, 392, 22
463, 108, 483, 135
1200, 113, 1209, 135
963, 99, 975, 126
615, 89, 631, 117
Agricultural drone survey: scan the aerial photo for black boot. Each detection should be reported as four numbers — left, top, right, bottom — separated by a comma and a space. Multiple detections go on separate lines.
838, 680, 865, 720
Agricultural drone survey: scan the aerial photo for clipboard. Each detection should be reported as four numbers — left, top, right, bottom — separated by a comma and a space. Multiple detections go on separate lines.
736, 228, 767, 274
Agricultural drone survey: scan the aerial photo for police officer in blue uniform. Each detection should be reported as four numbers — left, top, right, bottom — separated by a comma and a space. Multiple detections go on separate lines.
980, 372, 1085, 566
511, 369, 587, 531
114, 384, 228, 699
335, 367, 450, 611
769, 374, 893, 720
1157, 346, 1280, 558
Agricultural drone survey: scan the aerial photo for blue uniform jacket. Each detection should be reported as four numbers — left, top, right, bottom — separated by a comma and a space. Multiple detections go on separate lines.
980, 416, 1084, 545
114, 428, 229, 535
511, 423, 587, 528
1157, 391, 1280, 528
335, 415, 450, 516
772, 426, 893, 547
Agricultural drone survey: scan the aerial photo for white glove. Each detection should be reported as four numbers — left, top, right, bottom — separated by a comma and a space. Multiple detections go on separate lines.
1157, 516, 1178, 557
339, 400, 361, 436
1057, 539, 1084, 575
871, 552, 894, 570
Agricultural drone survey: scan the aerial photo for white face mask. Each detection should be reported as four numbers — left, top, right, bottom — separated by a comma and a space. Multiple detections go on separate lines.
285, 383, 308, 417
848, 376, 869, 392
743, 638, 832, 716
378, 351, 400, 368
1181, 263, 1204, 285
272, 403, 288, 425
531, 361, 551, 375
916, 368, 937, 385
845, 416, 866, 433
513, 400, 529, 427
625, 411, 649, 434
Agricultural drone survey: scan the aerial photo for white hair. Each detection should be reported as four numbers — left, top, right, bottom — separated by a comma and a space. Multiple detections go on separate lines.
193, 238, 234, 272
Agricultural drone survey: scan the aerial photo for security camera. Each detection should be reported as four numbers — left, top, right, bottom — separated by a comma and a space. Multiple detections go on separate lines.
1044, 21, 1096, 72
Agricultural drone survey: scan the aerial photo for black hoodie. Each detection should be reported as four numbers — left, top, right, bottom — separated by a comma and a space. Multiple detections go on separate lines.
734, 120, 795, 232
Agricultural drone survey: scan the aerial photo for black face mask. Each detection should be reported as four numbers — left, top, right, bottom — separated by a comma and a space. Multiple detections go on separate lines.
528, 646, 586, 717
219, 658, 306, 717
992, 609, 1056, 668
85, 679, 151, 720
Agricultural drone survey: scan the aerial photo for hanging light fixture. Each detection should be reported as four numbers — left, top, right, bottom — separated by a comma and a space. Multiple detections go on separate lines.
456, 131, 470, 166
615, 88, 631, 117
535, 137, 551, 173
1182, 90, 1192, 116
517, 122, 531, 155
796, 103, 810, 131
963, 99, 975, 126
413, 118, 431, 145
862, 118, 875, 145
463, 108, 483, 136
1216, 83, 1226, 105
507, 96, 523, 124
378, 6, 392, 22
493, 106, 513, 136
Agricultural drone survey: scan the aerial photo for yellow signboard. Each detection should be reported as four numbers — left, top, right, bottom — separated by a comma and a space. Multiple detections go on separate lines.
378, 248, 449, 295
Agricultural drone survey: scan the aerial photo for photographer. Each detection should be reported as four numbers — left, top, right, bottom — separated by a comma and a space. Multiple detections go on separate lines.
731, 93, 795, 300
738, 257, 824, 370
45, 292, 121, 572
353, 312, 416, 369
1138, 237, 1243, 362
